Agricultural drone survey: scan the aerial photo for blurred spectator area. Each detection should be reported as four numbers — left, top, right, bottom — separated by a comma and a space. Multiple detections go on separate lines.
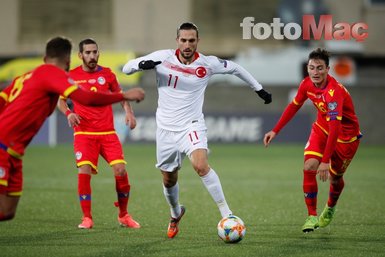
0, 0, 385, 88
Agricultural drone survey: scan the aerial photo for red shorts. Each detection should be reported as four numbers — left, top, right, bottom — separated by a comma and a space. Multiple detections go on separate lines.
74, 133, 126, 173
0, 149, 23, 196
304, 124, 360, 176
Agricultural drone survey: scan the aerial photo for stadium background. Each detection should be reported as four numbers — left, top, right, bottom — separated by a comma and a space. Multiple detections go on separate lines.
0, 0, 384, 145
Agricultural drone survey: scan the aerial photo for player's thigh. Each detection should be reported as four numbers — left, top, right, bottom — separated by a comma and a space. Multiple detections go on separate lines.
180, 129, 209, 174
99, 133, 126, 165
330, 139, 360, 176
304, 124, 326, 169
156, 128, 182, 172
0, 152, 23, 197
74, 135, 100, 173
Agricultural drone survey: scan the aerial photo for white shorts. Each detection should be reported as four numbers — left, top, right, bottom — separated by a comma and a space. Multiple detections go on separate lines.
155, 124, 208, 172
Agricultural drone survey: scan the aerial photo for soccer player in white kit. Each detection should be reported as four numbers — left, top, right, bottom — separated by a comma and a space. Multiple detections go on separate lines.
123, 22, 272, 238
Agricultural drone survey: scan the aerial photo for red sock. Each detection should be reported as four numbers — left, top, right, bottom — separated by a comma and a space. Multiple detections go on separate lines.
115, 173, 130, 218
78, 173, 92, 218
0, 212, 14, 221
328, 176, 345, 207
303, 170, 318, 216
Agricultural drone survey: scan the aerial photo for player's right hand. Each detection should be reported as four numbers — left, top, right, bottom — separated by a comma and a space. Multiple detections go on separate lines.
138, 60, 162, 70
123, 87, 145, 102
67, 113, 81, 127
263, 131, 276, 147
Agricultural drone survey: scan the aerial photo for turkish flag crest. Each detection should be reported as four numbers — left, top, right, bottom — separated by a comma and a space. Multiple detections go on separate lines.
195, 66, 207, 78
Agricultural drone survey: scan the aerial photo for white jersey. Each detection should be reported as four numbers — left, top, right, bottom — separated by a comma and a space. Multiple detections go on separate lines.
123, 49, 263, 131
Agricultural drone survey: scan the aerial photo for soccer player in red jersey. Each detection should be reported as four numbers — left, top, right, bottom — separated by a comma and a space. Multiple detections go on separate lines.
264, 48, 361, 233
57, 38, 140, 229
0, 36, 145, 221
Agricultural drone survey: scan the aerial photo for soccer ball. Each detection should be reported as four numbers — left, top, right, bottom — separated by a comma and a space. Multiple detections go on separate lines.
217, 215, 246, 243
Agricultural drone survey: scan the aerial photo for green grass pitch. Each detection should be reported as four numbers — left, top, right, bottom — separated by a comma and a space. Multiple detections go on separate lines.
1, 143, 384, 257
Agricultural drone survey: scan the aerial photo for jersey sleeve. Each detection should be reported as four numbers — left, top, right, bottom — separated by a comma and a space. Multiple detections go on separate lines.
0, 83, 12, 103
122, 49, 172, 75
0, 84, 12, 113
292, 79, 309, 105
272, 81, 308, 134
106, 68, 121, 93
38, 65, 78, 97
208, 57, 262, 91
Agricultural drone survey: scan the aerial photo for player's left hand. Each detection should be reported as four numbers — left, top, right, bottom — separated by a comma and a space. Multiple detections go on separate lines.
125, 112, 137, 129
263, 131, 276, 147
139, 60, 162, 70
67, 112, 81, 127
317, 162, 330, 182
256, 89, 272, 104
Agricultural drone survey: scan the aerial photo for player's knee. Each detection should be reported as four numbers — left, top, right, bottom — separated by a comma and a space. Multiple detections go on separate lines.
330, 175, 343, 185
113, 164, 127, 176
192, 163, 210, 176
114, 168, 127, 177
304, 158, 319, 171
162, 171, 178, 188
163, 177, 177, 188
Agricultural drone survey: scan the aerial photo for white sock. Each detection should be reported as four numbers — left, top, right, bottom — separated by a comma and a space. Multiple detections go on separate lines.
200, 168, 232, 217
163, 183, 181, 218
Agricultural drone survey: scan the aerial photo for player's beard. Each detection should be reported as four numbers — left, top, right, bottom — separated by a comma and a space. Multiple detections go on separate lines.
86, 60, 98, 70
180, 49, 195, 62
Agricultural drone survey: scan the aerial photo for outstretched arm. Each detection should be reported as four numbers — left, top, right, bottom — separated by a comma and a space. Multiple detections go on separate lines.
68, 87, 145, 106
263, 101, 302, 147
210, 58, 272, 104
122, 50, 171, 74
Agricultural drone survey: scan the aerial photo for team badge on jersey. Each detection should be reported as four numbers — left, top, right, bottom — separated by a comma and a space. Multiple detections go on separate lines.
75, 151, 82, 160
97, 76, 106, 85
328, 101, 337, 111
0, 167, 5, 178
195, 66, 207, 78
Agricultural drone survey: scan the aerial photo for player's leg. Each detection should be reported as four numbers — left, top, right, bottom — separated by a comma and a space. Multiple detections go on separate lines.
302, 125, 325, 232
162, 169, 182, 218
319, 139, 360, 228
156, 128, 185, 238
0, 153, 22, 221
77, 164, 94, 229
302, 157, 320, 233
101, 133, 140, 228
184, 127, 232, 218
303, 158, 319, 214
190, 149, 232, 218
74, 135, 99, 229
0, 195, 20, 221
112, 163, 140, 228
162, 169, 185, 238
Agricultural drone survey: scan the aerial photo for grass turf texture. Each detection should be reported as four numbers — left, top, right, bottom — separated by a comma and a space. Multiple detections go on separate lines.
1, 144, 384, 257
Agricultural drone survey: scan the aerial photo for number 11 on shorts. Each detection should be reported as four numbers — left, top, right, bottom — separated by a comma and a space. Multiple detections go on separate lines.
189, 131, 199, 145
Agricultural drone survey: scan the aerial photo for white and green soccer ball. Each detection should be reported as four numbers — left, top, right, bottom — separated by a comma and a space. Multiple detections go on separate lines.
217, 215, 246, 243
